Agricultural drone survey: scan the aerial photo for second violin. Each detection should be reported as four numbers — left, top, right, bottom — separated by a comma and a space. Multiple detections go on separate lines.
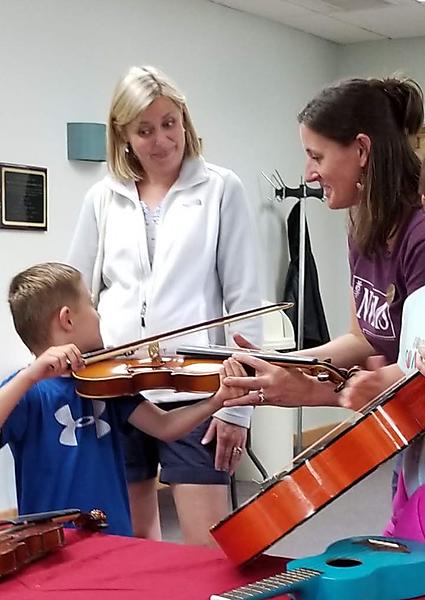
0, 508, 107, 578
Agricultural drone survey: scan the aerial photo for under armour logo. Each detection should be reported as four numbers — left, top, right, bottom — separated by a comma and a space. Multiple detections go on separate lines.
54, 401, 111, 446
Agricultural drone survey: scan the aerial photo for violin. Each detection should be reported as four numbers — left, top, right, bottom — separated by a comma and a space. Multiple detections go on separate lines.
73, 303, 292, 399
209, 371, 425, 565
0, 508, 107, 578
176, 346, 359, 390
73, 345, 355, 400
73, 355, 228, 398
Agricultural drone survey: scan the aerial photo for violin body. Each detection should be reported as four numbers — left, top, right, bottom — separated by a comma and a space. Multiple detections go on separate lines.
73, 302, 292, 398
210, 372, 425, 565
73, 357, 225, 398
0, 522, 65, 578
0, 508, 107, 578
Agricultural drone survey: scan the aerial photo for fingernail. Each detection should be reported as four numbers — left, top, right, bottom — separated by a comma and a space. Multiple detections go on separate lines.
201, 438, 207, 445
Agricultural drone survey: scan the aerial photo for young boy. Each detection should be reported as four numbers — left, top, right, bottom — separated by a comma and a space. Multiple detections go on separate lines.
0, 262, 245, 536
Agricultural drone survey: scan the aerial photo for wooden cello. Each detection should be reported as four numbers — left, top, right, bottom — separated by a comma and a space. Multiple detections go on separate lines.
209, 371, 425, 565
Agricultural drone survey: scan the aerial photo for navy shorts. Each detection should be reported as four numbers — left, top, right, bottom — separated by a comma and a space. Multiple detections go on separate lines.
122, 401, 230, 485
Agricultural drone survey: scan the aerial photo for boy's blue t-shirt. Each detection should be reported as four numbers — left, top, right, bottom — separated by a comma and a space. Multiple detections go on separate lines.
0, 374, 141, 536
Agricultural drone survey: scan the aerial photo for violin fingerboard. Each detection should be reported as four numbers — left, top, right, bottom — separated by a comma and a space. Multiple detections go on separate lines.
210, 567, 320, 599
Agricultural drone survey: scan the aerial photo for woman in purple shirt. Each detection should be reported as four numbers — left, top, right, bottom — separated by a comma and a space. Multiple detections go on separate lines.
225, 76, 425, 414
223, 76, 425, 542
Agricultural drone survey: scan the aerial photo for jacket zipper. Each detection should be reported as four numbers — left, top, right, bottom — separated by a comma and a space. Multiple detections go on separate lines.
141, 301, 147, 328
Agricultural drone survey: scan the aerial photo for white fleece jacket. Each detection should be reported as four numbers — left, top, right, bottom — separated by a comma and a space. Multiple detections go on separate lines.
67, 156, 263, 427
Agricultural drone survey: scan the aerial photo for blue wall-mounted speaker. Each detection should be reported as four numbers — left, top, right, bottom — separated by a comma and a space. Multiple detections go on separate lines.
67, 122, 106, 162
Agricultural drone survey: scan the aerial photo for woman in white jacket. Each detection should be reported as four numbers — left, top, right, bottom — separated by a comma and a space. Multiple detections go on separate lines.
67, 66, 263, 545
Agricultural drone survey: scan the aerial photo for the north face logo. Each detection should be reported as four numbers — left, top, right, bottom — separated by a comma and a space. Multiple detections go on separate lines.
54, 401, 111, 446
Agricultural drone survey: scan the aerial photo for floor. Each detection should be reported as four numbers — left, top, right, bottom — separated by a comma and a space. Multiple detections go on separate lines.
159, 458, 394, 559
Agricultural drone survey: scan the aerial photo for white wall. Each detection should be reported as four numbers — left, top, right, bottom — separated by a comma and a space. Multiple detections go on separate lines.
338, 36, 425, 85
0, 0, 350, 507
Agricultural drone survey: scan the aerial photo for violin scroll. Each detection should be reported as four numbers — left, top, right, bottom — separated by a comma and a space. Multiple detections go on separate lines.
72, 508, 108, 530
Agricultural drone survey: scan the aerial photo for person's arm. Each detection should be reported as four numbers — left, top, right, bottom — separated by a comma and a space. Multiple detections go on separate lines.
201, 170, 263, 470
294, 294, 375, 368
128, 358, 248, 444
236, 293, 374, 369
224, 293, 376, 409
0, 345, 84, 428
66, 183, 102, 291
338, 362, 404, 411
212, 169, 263, 430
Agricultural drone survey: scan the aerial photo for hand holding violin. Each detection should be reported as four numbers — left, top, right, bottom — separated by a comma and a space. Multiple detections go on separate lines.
127, 358, 250, 448
0, 345, 85, 430
207, 358, 250, 409
26, 344, 85, 384
222, 353, 338, 409
339, 357, 403, 411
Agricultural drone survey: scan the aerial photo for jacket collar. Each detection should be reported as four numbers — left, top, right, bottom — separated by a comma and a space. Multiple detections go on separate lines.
103, 156, 208, 206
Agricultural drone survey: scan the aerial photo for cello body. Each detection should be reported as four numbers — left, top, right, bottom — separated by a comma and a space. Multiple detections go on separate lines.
211, 372, 425, 565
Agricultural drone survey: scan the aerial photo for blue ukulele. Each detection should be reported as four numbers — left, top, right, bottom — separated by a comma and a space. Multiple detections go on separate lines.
211, 536, 425, 600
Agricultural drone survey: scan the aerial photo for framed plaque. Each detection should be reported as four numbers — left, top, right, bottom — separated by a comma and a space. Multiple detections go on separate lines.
0, 163, 47, 230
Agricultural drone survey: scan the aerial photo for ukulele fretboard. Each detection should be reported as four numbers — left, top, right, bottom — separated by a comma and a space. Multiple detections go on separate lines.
210, 567, 321, 599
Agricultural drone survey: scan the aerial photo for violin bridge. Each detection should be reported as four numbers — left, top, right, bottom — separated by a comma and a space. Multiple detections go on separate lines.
148, 342, 161, 361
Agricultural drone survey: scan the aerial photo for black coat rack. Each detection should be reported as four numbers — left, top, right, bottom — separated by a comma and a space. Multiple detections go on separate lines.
262, 170, 324, 456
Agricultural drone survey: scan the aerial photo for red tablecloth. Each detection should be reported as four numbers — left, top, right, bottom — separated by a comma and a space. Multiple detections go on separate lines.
0, 530, 288, 599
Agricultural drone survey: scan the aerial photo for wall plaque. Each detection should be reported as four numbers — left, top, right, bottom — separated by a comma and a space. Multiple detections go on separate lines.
0, 163, 47, 230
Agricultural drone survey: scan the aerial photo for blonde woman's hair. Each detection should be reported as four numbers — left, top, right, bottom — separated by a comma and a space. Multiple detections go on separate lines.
8, 262, 82, 352
108, 66, 201, 180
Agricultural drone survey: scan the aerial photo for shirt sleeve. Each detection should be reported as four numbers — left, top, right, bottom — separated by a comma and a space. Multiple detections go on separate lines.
115, 394, 147, 431
214, 169, 264, 427
0, 372, 30, 447
402, 218, 425, 296
66, 183, 102, 292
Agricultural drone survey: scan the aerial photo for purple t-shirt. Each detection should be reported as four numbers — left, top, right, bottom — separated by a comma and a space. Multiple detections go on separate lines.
350, 209, 425, 364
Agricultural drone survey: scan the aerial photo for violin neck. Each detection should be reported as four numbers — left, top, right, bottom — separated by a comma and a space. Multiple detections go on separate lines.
176, 345, 320, 368
0, 508, 82, 527
0, 508, 108, 531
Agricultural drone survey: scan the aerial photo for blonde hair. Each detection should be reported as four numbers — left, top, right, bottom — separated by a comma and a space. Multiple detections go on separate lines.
108, 66, 201, 181
8, 262, 82, 352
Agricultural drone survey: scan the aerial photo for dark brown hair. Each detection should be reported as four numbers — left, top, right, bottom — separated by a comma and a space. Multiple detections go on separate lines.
298, 76, 424, 255
8, 262, 82, 352
419, 157, 425, 197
